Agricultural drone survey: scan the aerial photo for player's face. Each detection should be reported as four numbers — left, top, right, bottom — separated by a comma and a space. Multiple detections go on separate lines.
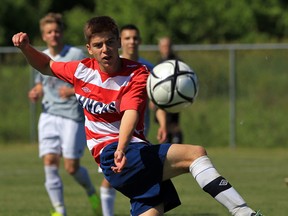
159, 38, 171, 58
120, 29, 141, 55
86, 31, 121, 73
41, 23, 63, 49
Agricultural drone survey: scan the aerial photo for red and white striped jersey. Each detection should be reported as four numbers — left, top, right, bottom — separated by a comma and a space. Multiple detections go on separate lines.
51, 57, 149, 163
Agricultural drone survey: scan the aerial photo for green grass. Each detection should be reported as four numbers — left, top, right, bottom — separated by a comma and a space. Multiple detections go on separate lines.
0, 143, 287, 215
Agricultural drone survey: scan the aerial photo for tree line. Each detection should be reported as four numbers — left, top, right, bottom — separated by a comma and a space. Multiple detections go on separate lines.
2, 0, 288, 46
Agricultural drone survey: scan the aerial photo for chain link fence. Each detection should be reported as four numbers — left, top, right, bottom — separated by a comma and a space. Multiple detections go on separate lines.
1, 44, 288, 147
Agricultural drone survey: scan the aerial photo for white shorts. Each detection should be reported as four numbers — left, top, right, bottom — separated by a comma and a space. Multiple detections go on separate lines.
38, 112, 86, 159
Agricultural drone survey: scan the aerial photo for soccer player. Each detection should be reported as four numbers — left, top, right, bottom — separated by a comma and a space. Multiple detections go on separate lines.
13, 15, 262, 216
27, 13, 100, 216
99, 24, 168, 216
120, 24, 167, 143
156, 36, 183, 144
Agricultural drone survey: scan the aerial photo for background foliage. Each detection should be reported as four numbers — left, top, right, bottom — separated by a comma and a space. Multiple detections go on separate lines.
1, 1, 288, 147
3, 0, 288, 46
1, 47, 288, 148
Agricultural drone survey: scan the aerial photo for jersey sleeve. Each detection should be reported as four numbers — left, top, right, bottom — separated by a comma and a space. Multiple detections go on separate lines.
120, 65, 149, 113
34, 70, 43, 84
51, 60, 80, 85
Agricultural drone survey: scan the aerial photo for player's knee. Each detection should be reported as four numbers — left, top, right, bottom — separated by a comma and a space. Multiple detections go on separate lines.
196, 145, 207, 156
65, 164, 78, 175
188, 145, 207, 161
64, 158, 80, 175
172, 144, 207, 168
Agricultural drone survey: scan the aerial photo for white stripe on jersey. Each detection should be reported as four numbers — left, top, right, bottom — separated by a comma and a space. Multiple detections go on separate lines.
86, 136, 147, 151
87, 137, 118, 150
74, 63, 100, 83
75, 62, 133, 90
85, 116, 120, 135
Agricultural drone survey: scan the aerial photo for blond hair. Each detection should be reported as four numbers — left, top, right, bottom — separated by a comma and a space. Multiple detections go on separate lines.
39, 12, 65, 33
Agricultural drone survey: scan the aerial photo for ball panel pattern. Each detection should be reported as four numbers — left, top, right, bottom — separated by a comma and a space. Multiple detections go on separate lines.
147, 60, 198, 113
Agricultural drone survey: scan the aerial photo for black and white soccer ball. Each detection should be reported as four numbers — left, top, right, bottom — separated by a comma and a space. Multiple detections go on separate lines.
147, 60, 198, 113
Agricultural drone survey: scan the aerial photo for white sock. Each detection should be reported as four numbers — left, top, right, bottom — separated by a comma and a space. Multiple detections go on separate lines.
44, 165, 66, 215
72, 166, 96, 196
100, 186, 116, 216
189, 156, 254, 216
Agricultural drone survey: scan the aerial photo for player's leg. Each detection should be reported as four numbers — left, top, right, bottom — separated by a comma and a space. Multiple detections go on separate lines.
39, 113, 66, 216
163, 144, 257, 216
100, 142, 181, 216
61, 117, 101, 215
63, 158, 96, 195
171, 131, 183, 143
168, 114, 183, 144
100, 177, 116, 216
139, 203, 164, 216
43, 154, 65, 216
170, 124, 183, 144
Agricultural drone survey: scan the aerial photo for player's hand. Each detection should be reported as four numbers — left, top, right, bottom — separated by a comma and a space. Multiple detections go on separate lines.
157, 126, 167, 143
58, 86, 74, 99
28, 86, 42, 102
12, 32, 30, 48
111, 150, 127, 173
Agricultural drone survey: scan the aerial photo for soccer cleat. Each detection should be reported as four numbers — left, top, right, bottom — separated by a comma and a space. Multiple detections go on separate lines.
50, 211, 64, 216
251, 210, 264, 216
89, 193, 102, 216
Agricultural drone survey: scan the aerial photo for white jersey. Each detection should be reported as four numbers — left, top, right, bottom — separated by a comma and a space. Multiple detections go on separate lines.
34, 45, 86, 121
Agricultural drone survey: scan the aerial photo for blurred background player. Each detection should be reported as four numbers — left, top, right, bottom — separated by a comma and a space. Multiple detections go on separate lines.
99, 24, 168, 216
152, 36, 184, 144
121, 24, 154, 136
158, 36, 178, 61
28, 13, 100, 216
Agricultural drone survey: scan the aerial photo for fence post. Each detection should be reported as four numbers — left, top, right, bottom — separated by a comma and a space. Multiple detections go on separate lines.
229, 49, 236, 148
29, 69, 37, 144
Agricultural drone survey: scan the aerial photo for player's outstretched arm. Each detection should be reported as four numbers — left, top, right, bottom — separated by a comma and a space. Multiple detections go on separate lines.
111, 110, 139, 173
12, 32, 54, 76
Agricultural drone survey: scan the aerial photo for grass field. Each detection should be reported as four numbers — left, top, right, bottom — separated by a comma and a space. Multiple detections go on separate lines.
0, 144, 287, 215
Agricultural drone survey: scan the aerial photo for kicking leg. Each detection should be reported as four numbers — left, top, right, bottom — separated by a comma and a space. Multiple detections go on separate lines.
163, 144, 256, 216
139, 203, 164, 216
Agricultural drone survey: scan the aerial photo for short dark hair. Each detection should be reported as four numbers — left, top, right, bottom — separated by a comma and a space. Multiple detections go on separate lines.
120, 24, 140, 35
84, 16, 119, 43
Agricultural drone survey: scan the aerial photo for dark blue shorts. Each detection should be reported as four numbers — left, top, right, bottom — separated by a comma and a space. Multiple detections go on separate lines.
100, 142, 181, 216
